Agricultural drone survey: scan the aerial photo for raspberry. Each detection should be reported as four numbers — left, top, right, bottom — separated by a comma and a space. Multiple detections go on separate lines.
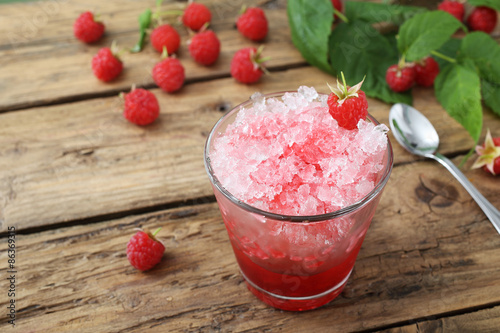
150, 24, 181, 54
188, 30, 220, 66
236, 7, 268, 41
126, 229, 165, 271
123, 88, 160, 126
182, 2, 212, 31
152, 51, 185, 93
327, 74, 368, 130
74, 11, 105, 43
414, 57, 440, 87
230, 47, 268, 84
385, 64, 416, 92
472, 129, 500, 175
437, 0, 465, 22
467, 6, 498, 34
91, 47, 123, 82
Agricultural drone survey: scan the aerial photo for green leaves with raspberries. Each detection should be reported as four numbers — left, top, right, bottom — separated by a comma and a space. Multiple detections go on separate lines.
287, 0, 500, 144
328, 20, 412, 105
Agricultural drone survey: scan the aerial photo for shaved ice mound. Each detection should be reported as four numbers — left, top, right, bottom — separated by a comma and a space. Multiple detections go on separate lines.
210, 86, 389, 216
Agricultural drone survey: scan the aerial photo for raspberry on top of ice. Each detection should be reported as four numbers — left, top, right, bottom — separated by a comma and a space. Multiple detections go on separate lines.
211, 86, 389, 216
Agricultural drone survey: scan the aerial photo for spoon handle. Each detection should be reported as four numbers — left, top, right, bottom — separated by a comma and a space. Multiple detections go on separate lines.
431, 153, 500, 234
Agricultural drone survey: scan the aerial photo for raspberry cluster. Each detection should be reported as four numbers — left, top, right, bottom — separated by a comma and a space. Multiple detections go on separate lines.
438, 0, 498, 34
385, 56, 440, 93
74, 2, 272, 127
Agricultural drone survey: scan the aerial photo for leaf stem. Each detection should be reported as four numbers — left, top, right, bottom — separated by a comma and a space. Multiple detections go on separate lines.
333, 9, 349, 24
340, 72, 348, 95
431, 50, 456, 63
152, 227, 162, 237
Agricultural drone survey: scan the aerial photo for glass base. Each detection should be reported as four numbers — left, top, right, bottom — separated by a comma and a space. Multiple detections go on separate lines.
240, 269, 352, 311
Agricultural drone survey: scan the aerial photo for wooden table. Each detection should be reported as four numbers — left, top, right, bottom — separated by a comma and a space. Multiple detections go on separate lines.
1, 0, 500, 332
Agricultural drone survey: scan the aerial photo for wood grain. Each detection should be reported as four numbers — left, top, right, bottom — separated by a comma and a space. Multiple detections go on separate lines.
0, 158, 499, 332
1, 1, 500, 332
0, 0, 306, 112
377, 306, 500, 333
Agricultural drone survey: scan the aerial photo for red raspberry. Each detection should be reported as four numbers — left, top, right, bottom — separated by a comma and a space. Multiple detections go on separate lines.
74, 11, 105, 43
467, 6, 498, 34
182, 2, 212, 31
123, 88, 160, 126
385, 64, 416, 92
472, 129, 500, 175
152, 53, 185, 93
188, 30, 220, 66
236, 7, 268, 41
150, 24, 181, 54
437, 0, 465, 22
230, 47, 268, 84
331, 0, 344, 21
414, 57, 440, 87
91, 47, 123, 82
126, 229, 165, 271
327, 74, 368, 130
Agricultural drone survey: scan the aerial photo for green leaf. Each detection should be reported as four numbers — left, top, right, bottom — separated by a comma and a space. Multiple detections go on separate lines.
433, 38, 461, 70
130, 8, 152, 53
435, 61, 482, 143
287, 0, 334, 74
460, 31, 500, 85
482, 80, 500, 116
329, 20, 412, 105
467, 0, 500, 11
398, 11, 464, 61
344, 1, 426, 26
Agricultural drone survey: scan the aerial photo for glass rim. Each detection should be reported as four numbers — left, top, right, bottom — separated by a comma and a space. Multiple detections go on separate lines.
204, 90, 394, 223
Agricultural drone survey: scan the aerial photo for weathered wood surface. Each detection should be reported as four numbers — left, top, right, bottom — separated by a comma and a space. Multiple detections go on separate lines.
0, 161, 499, 332
2, 65, 497, 232
377, 306, 500, 333
1, 0, 500, 331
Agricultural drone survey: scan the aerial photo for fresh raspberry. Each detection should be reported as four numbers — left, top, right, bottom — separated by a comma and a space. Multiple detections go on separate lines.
331, 0, 343, 21
385, 64, 416, 92
74, 11, 105, 43
236, 7, 268, 41
414, 57, 440, 87
150, 24, 181, 54
182, 2, 212, 31
467, 6, 498, 34
91, 47, 123, 82
188, 30, 220, 66
437, 0, 465, 22
472, 129, 500, 175
327, 74, 368, 130
123, 88, 160, 126
126, 229, 165, 271
230, 47, 268, 84
152, 51, 185, 93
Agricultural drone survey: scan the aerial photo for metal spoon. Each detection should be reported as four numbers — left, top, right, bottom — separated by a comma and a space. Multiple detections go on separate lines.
389, 103, 500, 234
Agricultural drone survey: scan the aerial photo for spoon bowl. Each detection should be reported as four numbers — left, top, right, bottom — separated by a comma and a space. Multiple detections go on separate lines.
389, 103, 439, 157
389, 103, 500, 234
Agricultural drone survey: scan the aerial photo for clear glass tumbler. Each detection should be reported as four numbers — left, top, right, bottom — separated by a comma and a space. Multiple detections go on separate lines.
204, 92, 393, 311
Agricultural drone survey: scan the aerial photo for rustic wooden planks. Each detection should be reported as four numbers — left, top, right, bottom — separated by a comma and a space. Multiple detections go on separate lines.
377, 306, 500, 333
0, 158, 499, 332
